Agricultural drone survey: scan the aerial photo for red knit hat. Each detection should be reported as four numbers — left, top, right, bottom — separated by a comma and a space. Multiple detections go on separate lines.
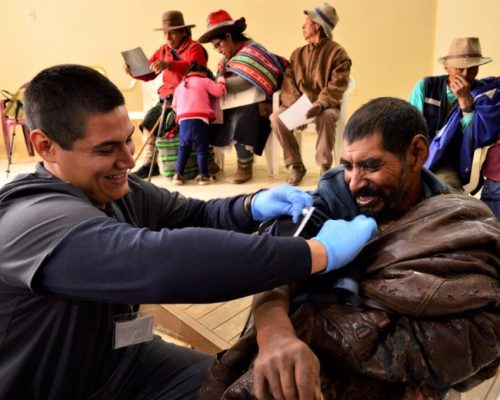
198, 10, 247, 43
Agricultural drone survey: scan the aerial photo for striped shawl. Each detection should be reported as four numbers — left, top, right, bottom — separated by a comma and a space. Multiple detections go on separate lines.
224, 42, 288, 97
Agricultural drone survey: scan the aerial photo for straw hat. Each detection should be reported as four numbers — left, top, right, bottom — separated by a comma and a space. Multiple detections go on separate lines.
198, 10, 247, 43
438, 37, 492, 68
153, 10, 195, 32
304, 3, 339, 38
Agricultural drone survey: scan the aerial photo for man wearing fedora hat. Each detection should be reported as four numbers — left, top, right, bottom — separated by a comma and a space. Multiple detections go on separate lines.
270, 3, 351, 186
409, 37, 500, 218
125, 10, 208, 179
198, 10, 288, 184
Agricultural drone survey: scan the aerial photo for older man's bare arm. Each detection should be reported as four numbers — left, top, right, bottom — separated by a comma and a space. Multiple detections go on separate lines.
253, 285, 322, 400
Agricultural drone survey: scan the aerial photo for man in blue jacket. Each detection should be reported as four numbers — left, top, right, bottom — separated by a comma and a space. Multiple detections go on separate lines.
408, 37, 500, 218
0, 65, 377, 400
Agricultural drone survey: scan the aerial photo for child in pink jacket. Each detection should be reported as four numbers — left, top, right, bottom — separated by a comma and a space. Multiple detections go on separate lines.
172, 62, 226, 185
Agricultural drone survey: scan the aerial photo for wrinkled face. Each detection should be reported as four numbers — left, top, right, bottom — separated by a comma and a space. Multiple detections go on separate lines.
302, 16, 321, 42
49, 106, 136, 208
211, 33, 240, 59
340, 132, 413, 221
445, 65, 479, 85
164, 29, 186, 49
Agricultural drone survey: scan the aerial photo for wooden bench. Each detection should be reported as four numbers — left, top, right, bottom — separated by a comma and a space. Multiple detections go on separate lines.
143, 296, 252, 355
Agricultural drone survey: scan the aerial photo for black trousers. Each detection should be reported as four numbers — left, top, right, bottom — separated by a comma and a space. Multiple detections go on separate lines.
88, 336, 213, 400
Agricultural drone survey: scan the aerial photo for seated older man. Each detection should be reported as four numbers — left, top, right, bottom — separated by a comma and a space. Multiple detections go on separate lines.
197, 97, 500, 400
270, 3, 352, 185
409, 37, 500, 219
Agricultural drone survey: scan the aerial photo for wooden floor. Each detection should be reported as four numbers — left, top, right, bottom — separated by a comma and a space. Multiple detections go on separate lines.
144, 297, 252, 355
461, 372, 500, 400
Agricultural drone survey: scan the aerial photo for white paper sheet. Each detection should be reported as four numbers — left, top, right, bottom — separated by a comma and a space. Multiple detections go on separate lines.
278, 94, 314, 130
121, 47, 152, 78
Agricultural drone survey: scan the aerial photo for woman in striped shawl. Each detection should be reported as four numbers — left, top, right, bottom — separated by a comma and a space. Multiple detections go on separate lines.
199, 10, 288, 184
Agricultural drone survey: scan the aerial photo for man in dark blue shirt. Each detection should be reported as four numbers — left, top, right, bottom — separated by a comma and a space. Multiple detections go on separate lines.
0, 65, 377, 399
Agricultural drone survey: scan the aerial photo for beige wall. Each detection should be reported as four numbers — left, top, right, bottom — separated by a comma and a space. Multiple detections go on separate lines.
1, 0, 496, 117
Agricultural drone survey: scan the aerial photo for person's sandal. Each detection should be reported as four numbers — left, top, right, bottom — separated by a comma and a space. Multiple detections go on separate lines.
196, 174, 216, 185
286, 163, 307, 186
320, 164, 331, 175
172, 173, 184, 185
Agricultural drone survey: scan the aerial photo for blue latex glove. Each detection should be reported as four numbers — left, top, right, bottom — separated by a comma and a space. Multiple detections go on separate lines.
251, 184, 313, 223
313, 215, 378, 273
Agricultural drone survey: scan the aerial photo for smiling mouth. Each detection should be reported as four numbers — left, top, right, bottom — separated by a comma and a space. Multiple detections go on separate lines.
106, 172, 128, 182
356, 195, 378, 208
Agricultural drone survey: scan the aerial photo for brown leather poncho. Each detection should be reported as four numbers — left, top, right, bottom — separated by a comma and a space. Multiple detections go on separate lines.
198, 193, 500, 399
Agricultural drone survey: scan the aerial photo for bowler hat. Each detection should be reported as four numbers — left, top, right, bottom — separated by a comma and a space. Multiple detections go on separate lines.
198, 10, 247, 43
304, 3, 339, 38
438, 37, 492, 68
153, 10, 195, 32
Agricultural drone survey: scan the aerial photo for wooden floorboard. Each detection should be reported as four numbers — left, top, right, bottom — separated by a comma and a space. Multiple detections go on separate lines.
182, 302, 224, 320
461, 369, 500, 400
199, 298, 251, 330
142, 296, 253, 355
213, 305, 251, 344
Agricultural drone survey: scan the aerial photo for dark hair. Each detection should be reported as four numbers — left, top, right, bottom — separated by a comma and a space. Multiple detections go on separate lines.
24, 64, 125, 149
183, 62, 215, 89
210, 31, 250, 44
186, 62, 214, 79
344, 97, 429, 159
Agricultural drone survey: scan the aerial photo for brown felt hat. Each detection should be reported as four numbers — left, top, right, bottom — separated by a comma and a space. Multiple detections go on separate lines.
153, 10, 195, 32
438, 37, 492, 68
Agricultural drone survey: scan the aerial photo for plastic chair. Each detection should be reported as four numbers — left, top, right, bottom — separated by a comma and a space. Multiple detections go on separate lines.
463, 145, 491, 195
265, 76, 356, 177
1, 98, 34, 164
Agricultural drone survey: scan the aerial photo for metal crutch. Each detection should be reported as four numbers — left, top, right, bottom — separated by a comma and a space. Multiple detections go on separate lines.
147, 100, 169, 182
5, 126, 17, 178
133, 114, 163, 163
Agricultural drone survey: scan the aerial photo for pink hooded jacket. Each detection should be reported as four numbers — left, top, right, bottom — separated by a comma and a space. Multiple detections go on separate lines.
172, 73, 226, 122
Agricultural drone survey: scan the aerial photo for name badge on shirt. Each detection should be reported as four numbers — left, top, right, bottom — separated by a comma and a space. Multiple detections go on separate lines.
113, 312, 154, 350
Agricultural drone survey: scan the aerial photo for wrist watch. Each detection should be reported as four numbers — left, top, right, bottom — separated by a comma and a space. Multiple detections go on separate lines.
461, 104, 474, 113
